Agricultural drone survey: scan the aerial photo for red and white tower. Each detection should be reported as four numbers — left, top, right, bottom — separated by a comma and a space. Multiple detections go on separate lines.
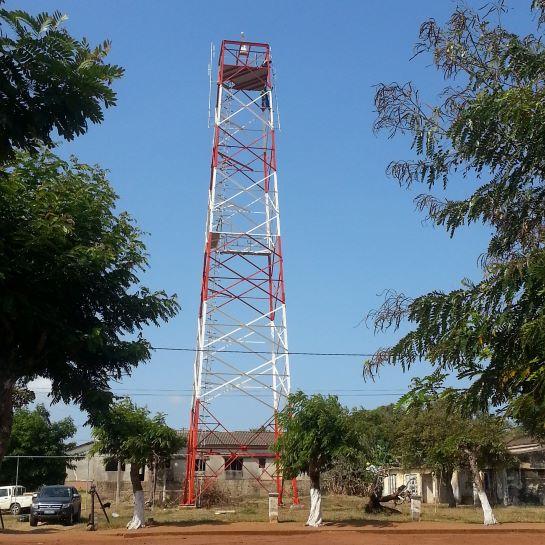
183, 40, 297, 506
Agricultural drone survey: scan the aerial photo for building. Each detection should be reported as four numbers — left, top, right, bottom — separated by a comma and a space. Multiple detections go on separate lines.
66, 431, 308, 503
382, 436, 545, 506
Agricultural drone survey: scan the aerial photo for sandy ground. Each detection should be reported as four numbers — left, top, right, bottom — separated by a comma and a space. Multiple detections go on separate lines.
2, 522, 545, 545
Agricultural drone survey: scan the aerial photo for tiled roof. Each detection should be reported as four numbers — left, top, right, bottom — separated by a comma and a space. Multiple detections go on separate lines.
70, 430, 276, 455
196, 430, 275, 449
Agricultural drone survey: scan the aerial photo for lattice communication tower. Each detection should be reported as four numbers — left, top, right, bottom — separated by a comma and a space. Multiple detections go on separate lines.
182, 39, 297, 506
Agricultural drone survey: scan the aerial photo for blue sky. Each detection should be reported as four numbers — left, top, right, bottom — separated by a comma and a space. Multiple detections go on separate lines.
7, 0, 538, 442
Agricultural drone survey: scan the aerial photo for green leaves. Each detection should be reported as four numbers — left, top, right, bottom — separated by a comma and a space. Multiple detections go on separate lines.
91, 399, 185, 467
395, 397, 512, 476
275, 392, 351, 480
0, 405, 77, 489
370, 2, 545, 439
0, 149, 179, 419
0, 6, 123, 163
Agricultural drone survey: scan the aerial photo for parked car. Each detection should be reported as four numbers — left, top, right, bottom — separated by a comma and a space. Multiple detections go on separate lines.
0, 485, 34, 515
30, 485, 81, 526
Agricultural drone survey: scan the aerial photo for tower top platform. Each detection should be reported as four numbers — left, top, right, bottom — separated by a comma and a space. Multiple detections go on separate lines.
219, 40, 271, 90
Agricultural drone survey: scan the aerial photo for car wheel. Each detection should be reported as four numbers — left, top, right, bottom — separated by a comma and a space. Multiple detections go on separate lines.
29, 513, 38, 527
10, 502, 21, 516
64, 510, 74, 526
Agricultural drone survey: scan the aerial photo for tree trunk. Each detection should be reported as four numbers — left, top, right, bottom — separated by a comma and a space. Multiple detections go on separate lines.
151, 459, 157, 509
306, 463, 323, 527
466, 450, 497, 525
161, 466, 167, 506
0, 378, 15, 463
365, 478, 405, 514
443, 469, 456, 508
127, 464, 145, 530
115, 460, 122, 513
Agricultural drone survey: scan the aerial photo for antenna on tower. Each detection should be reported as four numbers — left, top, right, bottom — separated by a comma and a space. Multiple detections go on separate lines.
207, 42, 215, 128
239, 32, 249, 57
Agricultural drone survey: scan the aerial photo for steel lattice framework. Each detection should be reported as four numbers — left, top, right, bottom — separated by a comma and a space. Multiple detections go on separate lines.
183, 40, 297, 506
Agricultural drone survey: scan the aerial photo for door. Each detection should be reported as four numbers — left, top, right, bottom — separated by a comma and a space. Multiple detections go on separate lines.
422, 474, 434, 503
0, 488, 11, 510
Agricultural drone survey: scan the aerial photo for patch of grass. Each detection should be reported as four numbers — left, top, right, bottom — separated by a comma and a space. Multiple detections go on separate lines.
2, 494, 544, 531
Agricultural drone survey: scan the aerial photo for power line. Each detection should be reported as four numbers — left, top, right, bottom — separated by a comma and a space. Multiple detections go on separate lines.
30, 387, 405, 398
151, 346, 375, 357
31, 387, 404, 394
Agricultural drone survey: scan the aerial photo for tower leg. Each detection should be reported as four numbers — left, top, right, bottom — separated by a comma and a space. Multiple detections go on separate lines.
182, 399, 200, 505
274, 411, 284, 505
291, 478, 300, 505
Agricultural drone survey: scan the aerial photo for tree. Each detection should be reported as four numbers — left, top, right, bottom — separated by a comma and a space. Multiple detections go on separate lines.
366, 2, 545, 445
395, 395, 460, 507
394, 381, 512, 524
0, 5, 123, 164
91, 399, 185, 529
396, 371, 512, 525
0, 404, 76, 491
275, 392, 351, 527
344, 405, 407, 513
0, 149, 179, 464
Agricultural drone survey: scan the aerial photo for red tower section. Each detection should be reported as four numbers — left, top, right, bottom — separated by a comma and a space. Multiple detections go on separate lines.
182, 40, 297, 506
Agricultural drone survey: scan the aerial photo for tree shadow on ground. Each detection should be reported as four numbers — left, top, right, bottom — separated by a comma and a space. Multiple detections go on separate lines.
325, 518, 397, 528
0, 527, 60, 534
150, 519, 229, 528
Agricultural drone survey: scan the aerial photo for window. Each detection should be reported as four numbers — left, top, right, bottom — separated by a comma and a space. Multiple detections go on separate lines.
104, 459, 125, 472
224, 457, 243, 480
388, 474, 396, 494
258, 458, 266, 469
404, 474, 418, 496
0, 489, 8, 498
195, 458, 206, 472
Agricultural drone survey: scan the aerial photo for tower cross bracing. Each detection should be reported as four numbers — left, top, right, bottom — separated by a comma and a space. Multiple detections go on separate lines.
183, 39, 297, 506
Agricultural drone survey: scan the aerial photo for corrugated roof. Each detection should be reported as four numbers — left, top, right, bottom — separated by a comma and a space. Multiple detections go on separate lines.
196, 430, 275, 449
70, 430, 276, 454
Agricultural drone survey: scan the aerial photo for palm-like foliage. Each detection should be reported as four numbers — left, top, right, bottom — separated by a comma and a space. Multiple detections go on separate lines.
0, 6, 123, 162
366, 2, 545, 439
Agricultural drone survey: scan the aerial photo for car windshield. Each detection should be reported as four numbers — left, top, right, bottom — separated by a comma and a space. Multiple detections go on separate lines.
39, 486, 70, 498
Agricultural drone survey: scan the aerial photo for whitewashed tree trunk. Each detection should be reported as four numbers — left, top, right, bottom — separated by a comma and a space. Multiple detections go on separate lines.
306, 466, 323, 527
466, 449, 498, 525
127, 490, 145, 530
127, 464, 145, 530
477, 488, 497, 525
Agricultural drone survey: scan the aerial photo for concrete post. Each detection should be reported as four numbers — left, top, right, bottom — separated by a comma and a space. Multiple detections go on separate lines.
268, 492, 279, 523
410, 496, 421, 521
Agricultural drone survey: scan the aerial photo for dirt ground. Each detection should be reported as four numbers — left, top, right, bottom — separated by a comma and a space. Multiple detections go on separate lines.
3, 522, 545, 545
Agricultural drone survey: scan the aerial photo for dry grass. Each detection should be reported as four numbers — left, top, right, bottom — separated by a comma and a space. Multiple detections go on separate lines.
2, 494, 544, 531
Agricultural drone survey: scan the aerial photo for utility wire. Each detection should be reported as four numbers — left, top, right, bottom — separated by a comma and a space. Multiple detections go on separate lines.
151, 346, 375, 357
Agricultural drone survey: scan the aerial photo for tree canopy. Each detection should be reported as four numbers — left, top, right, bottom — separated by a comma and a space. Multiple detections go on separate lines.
91, 399, 184, 529
275, 391, 351, 482
0, 5, 122, 163
275, 391, 351, 526
395, 387, 511, 507
91, 399, 185, 469
365, 1, 545, 440
0, 404, 76, 490
0, 149, 179, 461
